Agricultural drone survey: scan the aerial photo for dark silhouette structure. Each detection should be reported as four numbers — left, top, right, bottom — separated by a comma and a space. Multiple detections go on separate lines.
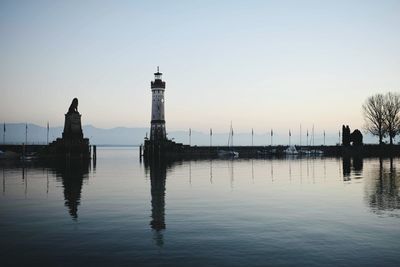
150, 67, 167, 141
342, 125, 351, 146
46, 98, 90, 158
63, 98, 84, 140
68, 98, 79, 114
342, 125, 363, 147
350, 129, 363, 146
144, 68, 190, 160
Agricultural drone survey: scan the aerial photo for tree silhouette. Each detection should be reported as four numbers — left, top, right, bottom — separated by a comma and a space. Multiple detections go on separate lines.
384, 92, 400, 145
362, 94, 386, 144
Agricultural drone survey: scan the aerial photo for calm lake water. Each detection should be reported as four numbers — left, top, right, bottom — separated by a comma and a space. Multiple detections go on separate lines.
1, 147, 400, 267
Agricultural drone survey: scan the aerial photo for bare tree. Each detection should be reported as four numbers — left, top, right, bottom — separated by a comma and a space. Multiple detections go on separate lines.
362, 94, 386, 144
384, 92, 400, 145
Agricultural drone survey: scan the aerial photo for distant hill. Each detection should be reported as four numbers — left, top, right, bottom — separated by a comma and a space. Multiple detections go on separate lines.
0, 123, 379, 146
0, 123, 147, 145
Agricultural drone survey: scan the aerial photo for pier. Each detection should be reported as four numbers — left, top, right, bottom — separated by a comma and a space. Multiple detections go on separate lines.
142, 140, 400, 160
0, 144, 47, 155
0, 144, 97, 160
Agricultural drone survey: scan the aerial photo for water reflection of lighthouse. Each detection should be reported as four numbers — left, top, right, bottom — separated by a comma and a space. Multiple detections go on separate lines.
145, 160, 167, 246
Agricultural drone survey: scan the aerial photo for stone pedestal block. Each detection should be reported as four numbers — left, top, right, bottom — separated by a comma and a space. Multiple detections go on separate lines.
63, 113, 83, 140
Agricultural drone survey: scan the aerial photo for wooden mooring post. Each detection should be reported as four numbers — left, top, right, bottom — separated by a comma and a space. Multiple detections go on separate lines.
93, 145, 97, 160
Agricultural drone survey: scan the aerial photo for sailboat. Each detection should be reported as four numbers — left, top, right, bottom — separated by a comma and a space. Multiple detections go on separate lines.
218, 122, 239, 158
284, 145, 299, 155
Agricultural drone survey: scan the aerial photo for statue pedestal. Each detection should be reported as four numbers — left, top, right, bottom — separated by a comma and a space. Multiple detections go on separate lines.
63, 113, 83, 140
46, 112, 89, 158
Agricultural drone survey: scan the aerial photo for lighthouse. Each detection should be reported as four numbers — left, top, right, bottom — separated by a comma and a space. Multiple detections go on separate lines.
150, 67, 167, 141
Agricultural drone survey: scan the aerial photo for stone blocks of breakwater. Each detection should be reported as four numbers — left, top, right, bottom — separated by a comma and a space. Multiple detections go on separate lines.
143, 140, 400, 160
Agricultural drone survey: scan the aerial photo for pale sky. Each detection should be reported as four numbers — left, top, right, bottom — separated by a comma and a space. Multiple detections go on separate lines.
1, 0, 399, 134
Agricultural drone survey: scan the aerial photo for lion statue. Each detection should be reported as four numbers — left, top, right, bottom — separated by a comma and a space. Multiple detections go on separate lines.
68, 98, 79, 114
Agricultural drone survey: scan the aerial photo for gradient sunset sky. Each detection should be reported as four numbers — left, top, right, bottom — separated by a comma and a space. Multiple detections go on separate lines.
1, 0, 399, 133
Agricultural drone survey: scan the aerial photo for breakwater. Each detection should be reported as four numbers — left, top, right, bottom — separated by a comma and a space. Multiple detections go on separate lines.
0, 144, 96, 160
142, 140, 400, 160
0, 144, 47, 154
1, 143, 399, 161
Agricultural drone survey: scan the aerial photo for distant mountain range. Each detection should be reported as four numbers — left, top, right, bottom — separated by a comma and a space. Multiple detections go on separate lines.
0, 123, 379, 146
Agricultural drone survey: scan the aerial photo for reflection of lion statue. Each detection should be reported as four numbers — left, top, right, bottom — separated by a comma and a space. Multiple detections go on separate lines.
68, 98, 79, 114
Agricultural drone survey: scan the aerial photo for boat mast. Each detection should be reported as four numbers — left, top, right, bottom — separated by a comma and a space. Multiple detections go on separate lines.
227, 122, 231, 147
230, 122, 234, 148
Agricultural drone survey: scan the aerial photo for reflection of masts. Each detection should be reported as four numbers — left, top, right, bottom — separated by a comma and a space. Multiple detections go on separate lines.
229, 161, 234, 190
210, 160, 213, 184
299, 159, 303, 184
46, 169, 49, 196
312, 158, 315, 184
189, 161, 192, 185
23, 166, 27, 198
251, 159, 254, 183
25, 123, 28, 145
2, 168, 5, 195
271, 160, 274, 182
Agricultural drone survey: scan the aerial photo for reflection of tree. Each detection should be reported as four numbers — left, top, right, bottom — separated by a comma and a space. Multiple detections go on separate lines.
353, 156, 363, 175
51, 159, 90, 220
342, 156, 351, 181
366, 158, 400, 216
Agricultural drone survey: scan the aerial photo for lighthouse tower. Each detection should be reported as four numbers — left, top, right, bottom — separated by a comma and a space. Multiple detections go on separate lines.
150, 67, 167, 141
